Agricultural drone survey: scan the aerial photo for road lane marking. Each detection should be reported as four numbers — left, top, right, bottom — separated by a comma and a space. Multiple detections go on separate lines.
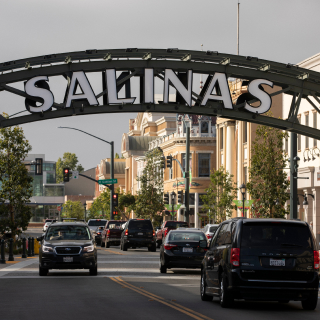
97, 261, 158, 264
110, 277, 213, 320
0, 259, 38, 277
103, 249, 124, 255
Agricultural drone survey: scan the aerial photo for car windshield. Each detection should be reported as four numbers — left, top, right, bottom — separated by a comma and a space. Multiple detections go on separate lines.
88, 220, 107, 226
108, 222, 123, 229
241, 223, 312, 249
168, 232, 206, 241
45, 226, 91, 241
209, 226, 218, 233
129, 220, 153, 230
166, 222, 189, 228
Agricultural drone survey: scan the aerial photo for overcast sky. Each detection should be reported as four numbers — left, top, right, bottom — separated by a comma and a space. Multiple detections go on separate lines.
1, 0, 320, 170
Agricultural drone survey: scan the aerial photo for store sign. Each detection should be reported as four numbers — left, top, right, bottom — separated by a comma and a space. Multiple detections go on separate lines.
24, 69, 273, 115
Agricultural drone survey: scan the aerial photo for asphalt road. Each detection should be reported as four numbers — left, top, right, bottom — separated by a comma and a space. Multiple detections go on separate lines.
0, 228, 319, 320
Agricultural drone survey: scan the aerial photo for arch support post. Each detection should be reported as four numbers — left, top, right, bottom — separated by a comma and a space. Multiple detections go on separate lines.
290, 133, 298, 219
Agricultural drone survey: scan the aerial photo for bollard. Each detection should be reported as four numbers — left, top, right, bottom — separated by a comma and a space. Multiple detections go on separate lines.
31, 237, 35, 256
8, 238, 14, 261
27, 237, 32, 257
22, 238, 27, 258
0, 239, 5, 264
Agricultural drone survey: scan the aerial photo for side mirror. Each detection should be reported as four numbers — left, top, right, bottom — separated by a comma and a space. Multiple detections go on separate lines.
199, 240, 207, 248
37, 236, 43, 242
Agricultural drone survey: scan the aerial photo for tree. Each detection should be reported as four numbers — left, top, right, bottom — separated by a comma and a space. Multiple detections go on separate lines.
61, 200, 85, 220
135, 148, 164, 220
0, 114, 33, 241
247, 120, 290, 218
56, 152, 84, 183
88, 189, 110, 220
117, 189, 136, 220
115, 153, 120, 159
200, 167, 237, 223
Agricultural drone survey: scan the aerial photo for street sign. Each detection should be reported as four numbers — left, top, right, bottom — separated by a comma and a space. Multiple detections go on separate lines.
72, 170, 79, 179
57, 206, 61, 212
98, 179, 118, 185
233, 199, 254, 210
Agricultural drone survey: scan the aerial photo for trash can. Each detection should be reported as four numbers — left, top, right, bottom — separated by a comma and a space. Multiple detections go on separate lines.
34, 239, 41, 255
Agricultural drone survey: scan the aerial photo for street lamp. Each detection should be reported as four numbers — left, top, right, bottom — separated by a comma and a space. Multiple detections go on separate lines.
83, 203, 87, 222
239, 183, 246, 218
58, 126, 115, 220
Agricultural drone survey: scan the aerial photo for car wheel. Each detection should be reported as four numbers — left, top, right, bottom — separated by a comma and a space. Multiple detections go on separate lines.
301, 295, 318, 310
106, 242, 110, 248
219, 272, 233, 308
123, 243, 127, 251
200, 270, 213, 301
101, 240, 105, 248
39, 265, 48, 276
151, 244, 156, 252
120, 241, 123, 250
156, 241, 161, 249
160, 261, 167, 274
89, 265, 98, 276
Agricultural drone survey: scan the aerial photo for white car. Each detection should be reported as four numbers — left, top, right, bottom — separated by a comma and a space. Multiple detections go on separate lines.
43, 219, 55, 232
203, 224, 219, 243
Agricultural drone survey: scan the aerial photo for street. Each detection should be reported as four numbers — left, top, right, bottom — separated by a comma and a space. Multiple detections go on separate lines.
0, 229, 319, 320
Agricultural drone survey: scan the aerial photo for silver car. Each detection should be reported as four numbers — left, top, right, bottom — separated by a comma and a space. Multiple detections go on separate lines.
203, 224, 219, 243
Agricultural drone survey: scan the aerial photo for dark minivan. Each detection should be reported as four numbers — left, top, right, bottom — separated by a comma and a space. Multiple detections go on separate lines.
120, 219, 156, 252
200, 218, 319, 310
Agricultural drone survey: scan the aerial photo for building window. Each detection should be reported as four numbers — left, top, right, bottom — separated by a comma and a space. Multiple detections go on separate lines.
244, 148, 247, 160
314, 113, 317, 147
220, 127, 223, 149
243, 121, 247, 143
200, 121, 209, 134
198, 154, 210, 177
221, 153, 224, 166
298, 117, 301, 151
243, 167, 247, 184
305, 114, 309, 149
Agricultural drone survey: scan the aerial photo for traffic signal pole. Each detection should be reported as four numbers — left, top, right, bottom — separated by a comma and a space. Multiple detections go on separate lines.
110, 141, 114, 220
185, 126, 190, 223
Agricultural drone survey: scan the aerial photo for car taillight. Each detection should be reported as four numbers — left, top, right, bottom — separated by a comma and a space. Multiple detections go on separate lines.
206, 234, 212, 239
230, 248, 240, 267
164, 229, 169, 237
97, 232, 101, 235
164, 244, 177, 250
125, 229, 128, 236
152, 230, 155, 237
314, 250, 319, 269
107, 230, 110, 235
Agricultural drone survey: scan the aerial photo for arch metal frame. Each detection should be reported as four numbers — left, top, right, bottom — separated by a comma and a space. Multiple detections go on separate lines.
0, 48, 320, 139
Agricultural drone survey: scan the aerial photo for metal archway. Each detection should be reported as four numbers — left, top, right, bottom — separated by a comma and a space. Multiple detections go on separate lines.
0, 48, 320, 139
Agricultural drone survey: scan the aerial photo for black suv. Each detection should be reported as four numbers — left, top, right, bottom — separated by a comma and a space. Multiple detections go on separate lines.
120, 219, 156, 252
200, 218, 319, 310
38, 222, 98, 276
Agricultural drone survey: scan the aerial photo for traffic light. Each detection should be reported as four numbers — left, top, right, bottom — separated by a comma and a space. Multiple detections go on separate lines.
178, 190, 184, 204
166, 155, 172, 168
63, 168, 70, 182
164, 193, 169, 204
112, 193, 118, 207
113, 210, 118, 216
35, 158, 43, 175
160, 156, 165, 169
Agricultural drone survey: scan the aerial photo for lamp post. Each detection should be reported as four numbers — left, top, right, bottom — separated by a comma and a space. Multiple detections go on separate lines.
58, 126, 115, 220
239, 183, 246, 218
171, 192, 176, 217
83, 203, 87, 222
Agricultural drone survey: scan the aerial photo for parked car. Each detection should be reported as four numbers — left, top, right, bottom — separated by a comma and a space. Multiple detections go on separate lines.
156, 220, 189, 248
87, 219, 107, 233
200, 218, 319, 310
159, 229, 208, 273
120, 219, 156, 252
101, 220, 126, 248
203, 224, 219, 244
37, 221, 98, 276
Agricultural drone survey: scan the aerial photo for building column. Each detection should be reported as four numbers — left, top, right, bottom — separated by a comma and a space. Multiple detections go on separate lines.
237, 121, 243, 217
226, 122, 235, 177
312, 189, 317, 237
177, 208, 181, 221
195, 193, 199, 228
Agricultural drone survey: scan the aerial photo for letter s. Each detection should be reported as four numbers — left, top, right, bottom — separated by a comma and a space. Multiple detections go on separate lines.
25, 76, 54, 113
244, 79, 273, 114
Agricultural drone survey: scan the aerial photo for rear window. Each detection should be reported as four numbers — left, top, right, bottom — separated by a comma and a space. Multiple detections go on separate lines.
88, 220, 107, 226
108, 221, 124, 229
129, 220, 153, 230
168, 232, 206, 241
209, 226, 218, 233
166, 222, 189, 228
241, 223, 312, 249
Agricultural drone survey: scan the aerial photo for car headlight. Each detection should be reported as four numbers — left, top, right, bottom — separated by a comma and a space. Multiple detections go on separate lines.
42, 245, 53, 253
83, 245, 94, 253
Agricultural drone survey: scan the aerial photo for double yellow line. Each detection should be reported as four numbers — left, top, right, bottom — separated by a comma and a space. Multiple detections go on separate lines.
110, 277, 213, 320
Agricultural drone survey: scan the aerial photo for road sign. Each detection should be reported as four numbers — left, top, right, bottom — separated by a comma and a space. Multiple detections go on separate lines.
57, 206, 61, 212
98, 179, 118, 185
72, 170, 79, 179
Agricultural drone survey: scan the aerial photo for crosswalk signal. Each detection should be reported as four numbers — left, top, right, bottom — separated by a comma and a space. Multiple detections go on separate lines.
166, 155, 172, 168
160, 156, 165, 169
178, 190, 184, 204
112, 193, 119, 207
63, 168, 70, 182
164, 193, 169, 204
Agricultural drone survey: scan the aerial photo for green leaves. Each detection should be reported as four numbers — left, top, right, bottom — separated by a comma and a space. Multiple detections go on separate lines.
200, 167, 237, 223
88, 189, 110, 219
55, 152, 84, 183
61, 200, 85, 220
0, 116, 33, 240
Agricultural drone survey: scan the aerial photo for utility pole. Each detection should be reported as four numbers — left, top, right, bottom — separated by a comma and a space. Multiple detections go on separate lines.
185, 126, 190, 223
290, 133, 298, 219
110, 141, 114, 220
237, 1, 240, 55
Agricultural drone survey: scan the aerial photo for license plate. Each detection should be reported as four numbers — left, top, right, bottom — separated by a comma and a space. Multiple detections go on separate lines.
183, 247, 193, 253
63, 257, 73, 263
138, 233, 143, 235
270, 258, 285, 266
